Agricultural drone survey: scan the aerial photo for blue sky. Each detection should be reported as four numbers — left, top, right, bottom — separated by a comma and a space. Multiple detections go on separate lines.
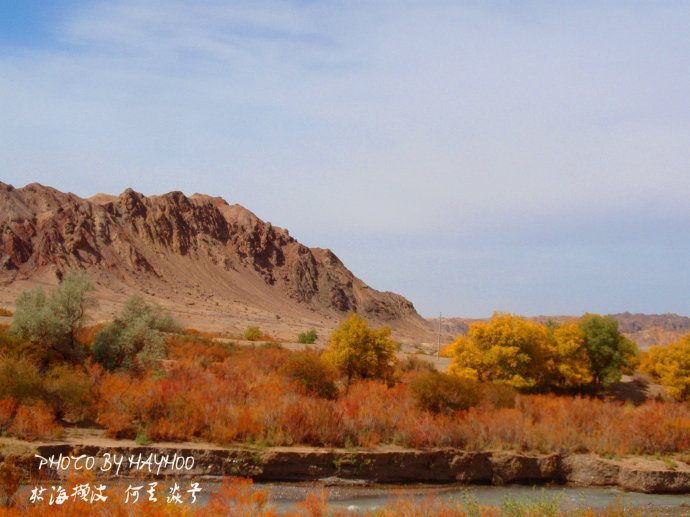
1, 1, 688, 318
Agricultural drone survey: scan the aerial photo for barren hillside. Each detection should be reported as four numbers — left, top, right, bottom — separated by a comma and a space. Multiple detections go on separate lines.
0, 182, 431, 343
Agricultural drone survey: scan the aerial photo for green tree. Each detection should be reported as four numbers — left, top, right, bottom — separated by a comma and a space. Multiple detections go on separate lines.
93, 294, 177, 372
119, 294, 178, 333
10, 269, 96, 362
578, 313, 639, 387
298, 329, 317, 344
324, 313, 397, 387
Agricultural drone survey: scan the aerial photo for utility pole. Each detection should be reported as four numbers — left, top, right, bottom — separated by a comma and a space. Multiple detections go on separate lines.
437, 312, 442, 360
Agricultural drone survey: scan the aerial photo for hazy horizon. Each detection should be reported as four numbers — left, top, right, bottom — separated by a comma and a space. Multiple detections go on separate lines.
2, 2, 688, 318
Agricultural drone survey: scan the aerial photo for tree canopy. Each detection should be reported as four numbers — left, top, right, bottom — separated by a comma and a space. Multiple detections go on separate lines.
447, 312, 550, 389
324, 313, 397, 386
641, 333, 690, 400
10, 269, 96, 362
578, 313, 638, 386
547, 321, 593, 389
93, 294, 177, 372
448, 312, 638, 391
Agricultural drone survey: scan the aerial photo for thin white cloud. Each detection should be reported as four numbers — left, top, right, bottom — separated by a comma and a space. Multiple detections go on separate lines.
1, 0, 688, 316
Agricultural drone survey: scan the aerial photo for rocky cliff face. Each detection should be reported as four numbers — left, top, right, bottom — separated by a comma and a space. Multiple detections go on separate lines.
0, 182, 427, 337
15, 442, 690, 494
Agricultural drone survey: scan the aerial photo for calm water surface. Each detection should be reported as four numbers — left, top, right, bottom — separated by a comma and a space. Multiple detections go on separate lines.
255, 482, 690, 514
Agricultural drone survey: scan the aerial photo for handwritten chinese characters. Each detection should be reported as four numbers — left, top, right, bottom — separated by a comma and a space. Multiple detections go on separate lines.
29, 482, 202, 506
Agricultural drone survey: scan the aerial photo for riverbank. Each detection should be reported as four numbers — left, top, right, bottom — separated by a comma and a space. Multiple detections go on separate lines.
2, 435, 690, 495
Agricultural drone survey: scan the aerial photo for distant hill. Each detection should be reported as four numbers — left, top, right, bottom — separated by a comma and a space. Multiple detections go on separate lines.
0, 182, 430, 342
611, 312, 690, 334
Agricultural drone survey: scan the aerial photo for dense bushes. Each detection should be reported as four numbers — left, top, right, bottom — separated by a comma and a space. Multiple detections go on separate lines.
411, 371, 480, 413
410, 372, 518, 414
0, 396, 58, 442
89, 349, 690, 454
0, 328, 689, 455
0, 354, 93, 429
280, 349, 338, 398
2, 300, 690, 460
0, 355, 44, 404
167, 331, 236, 366
398, 355, 437, 373
43, 364, 94, 421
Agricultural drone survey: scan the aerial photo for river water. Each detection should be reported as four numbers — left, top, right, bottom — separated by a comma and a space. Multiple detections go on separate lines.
257, 482, 690, 514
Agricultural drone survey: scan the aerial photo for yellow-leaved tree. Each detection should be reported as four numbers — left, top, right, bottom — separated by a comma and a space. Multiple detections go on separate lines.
641, 334, 690, 401
448, 313, 550, 390
547, 321, 594, 389
324, 313, 397, 387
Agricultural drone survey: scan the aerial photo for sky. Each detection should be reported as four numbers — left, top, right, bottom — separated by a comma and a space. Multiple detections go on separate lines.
1, 1, 688, 318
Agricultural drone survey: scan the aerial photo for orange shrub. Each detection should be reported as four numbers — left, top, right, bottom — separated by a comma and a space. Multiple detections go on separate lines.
88, 350, 690, 454
95, 373, 138, 438
284, 490, 329, 517
279, 394, 344, 446
9, 401, 57, 441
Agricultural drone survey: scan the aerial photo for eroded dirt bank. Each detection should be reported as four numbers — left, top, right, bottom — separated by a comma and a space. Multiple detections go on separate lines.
3, 439, 689, 494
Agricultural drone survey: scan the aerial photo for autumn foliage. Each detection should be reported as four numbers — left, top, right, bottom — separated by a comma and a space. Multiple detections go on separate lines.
641, 333, 690, 400
0, 308, 688, 460
447, 313, 638, 391
86, 347, 690, 455
324, 313, 397, 386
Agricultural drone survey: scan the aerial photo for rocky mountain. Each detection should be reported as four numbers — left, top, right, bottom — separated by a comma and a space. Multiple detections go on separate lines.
0, 182, 429, 341
611, 312, 690, 334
